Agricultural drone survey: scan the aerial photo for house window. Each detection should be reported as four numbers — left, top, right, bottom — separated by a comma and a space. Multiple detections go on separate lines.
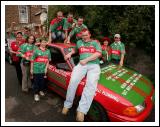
18, 5, 28, 23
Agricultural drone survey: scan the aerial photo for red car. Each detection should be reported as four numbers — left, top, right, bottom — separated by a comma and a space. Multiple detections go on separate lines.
46, 43, 155, 122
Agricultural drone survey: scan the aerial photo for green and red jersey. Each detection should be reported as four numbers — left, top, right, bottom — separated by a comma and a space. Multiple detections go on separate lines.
17, 43, 36, 63
31, 48, 51, 74
76, 39, 102, 64
101, 45, 112, 62
69, 24, 87, 39
63, 18, 77, 32
110, 42, 125, 60
49, 18, 65, 33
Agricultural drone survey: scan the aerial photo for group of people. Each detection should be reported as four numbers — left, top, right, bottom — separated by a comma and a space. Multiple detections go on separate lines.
6, 10, 126, 122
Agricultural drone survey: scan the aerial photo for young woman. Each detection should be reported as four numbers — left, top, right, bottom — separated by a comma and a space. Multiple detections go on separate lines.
17, 35, 36, 92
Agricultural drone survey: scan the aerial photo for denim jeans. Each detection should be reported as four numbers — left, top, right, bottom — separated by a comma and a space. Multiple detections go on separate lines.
64, 63, 101, 115
51, 31, 65, 41
33, 73, 46, 94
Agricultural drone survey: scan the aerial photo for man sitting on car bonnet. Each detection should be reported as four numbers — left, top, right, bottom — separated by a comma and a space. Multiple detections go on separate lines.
62, 29, 102, 122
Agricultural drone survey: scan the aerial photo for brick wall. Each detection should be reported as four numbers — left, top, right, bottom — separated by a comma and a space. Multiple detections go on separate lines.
5, 5, 19, 29
5, 5, 42, 30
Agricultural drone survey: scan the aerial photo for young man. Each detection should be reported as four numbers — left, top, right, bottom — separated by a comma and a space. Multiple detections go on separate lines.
23, 27, 31, 40
63, 13, 77, 42
30, 39, 51, 101
48, 11, 65, 43
64, 17, 87, 44
62, 29, 102, 122
110, 34, 125, 66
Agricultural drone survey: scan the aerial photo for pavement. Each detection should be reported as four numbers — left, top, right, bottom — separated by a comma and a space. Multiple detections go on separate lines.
5, 61, 155, 122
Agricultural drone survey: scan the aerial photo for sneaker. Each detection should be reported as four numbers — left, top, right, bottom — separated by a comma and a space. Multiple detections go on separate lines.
39, 91, 45, 96
62, 107, 69, 115
34, 94, 40, 101
76, 111, 85, 122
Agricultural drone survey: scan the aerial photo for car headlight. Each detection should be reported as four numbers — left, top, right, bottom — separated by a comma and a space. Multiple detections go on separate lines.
123, 102, 145, 116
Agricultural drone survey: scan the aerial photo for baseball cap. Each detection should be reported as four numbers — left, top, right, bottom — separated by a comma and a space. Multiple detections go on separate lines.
114, 34, 121, 38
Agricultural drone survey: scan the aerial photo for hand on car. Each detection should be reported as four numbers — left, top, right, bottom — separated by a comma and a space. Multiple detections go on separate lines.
119, 60, 123, 67
64, 53, 71, 61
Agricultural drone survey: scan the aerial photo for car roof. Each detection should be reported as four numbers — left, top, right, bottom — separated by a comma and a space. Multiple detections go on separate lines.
48, 43, 76, 49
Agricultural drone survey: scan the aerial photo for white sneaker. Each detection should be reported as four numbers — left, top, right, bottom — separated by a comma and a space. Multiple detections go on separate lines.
39, 91, 45, 96
34, 94, 40, 101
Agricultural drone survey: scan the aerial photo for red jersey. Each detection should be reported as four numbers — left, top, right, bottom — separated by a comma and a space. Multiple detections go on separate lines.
10, 41, 24, 62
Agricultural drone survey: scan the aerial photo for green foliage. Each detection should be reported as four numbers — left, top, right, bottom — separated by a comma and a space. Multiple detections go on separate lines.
48, 5, 155, 58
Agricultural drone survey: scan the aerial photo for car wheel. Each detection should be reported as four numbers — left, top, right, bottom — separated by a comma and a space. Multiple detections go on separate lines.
85, 101, 110, 122
8, 55, 13, 65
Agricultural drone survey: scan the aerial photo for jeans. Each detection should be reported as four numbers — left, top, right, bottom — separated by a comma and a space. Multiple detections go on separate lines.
64, 63, 101, 115
51, 31, 65, 41
21, 63, 32, 92
33, 73, 46, 94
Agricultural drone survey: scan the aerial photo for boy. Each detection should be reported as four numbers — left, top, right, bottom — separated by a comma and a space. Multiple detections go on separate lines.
30, 39, 51, 101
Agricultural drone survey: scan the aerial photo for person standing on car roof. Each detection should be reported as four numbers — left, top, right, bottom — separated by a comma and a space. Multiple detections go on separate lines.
30, 38, 51, 102
110, 34, 126, 66
48, 11, 66, 43
17, 35, 36, 92
62, 29, 102, 122
9, 32, 25, 85
64, 16, 87, 44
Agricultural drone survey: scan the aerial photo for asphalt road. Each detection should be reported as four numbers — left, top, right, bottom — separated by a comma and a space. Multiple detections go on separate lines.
5, 61, 155, 122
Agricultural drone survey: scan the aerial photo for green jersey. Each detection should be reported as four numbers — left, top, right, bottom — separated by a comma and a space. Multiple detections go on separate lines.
110, 42, 125, 60
63, 18, 77, 31
49, 18, 65, 33
31, 48, 51, 74
23, 34, 29, 39
69, 24, 87, 39
76, 39, 102, 64
17, 43, 36, 63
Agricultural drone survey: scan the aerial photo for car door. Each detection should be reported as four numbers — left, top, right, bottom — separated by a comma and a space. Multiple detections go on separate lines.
47, 46, 71, 98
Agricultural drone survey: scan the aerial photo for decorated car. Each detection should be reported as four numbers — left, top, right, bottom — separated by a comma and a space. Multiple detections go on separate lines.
46, 43, 155, 122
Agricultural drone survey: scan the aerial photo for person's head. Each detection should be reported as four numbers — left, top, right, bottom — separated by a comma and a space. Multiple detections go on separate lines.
57, 11, 63, 21
26, 35, 36, 44
16, 31, 23, 41
114, 34, 121, 42
67, 13, 73, 22
102, 37, 110, 46
40, 38, 48, 48
77, 17, 84, 26
23, 27, 30, 35
81, 29, 91, 42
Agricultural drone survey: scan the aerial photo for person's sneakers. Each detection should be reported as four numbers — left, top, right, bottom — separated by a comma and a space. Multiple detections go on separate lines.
76, 111, 85, 122
39, 91, 45, 96
62, 107, 69, 115
34, 94, 40, 101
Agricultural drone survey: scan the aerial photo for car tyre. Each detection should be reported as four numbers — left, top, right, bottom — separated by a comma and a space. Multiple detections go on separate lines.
85, 101, 110, 122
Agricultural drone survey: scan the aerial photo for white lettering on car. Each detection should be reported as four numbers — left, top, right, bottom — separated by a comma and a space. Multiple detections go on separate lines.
121, 74, 142, 96
48, 65, 70, 77
96, 88, 119, 102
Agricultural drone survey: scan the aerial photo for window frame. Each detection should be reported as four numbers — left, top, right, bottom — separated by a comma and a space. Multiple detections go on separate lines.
18, 5, 29, 23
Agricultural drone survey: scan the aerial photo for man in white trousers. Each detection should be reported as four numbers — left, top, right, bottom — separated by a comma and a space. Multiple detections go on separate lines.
62, 29, 102, 122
